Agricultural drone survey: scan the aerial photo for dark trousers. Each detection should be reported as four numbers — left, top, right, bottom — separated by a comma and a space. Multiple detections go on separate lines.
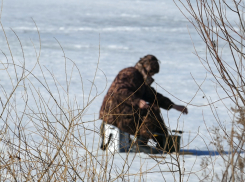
118, 104, 169, 142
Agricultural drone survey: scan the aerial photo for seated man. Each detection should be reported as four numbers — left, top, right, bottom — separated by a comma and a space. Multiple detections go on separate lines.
99, 55, 188, 153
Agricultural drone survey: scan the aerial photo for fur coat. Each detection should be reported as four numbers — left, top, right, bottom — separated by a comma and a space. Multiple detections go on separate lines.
99, 67, 174, 137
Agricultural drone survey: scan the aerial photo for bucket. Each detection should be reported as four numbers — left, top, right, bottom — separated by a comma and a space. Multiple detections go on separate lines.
154, 134, 181, 153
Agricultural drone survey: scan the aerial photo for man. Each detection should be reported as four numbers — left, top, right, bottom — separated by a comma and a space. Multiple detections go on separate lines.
99, 55, 188, 153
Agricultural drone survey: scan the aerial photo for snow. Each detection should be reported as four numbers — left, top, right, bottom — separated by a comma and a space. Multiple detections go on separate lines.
0, 0, 240, 181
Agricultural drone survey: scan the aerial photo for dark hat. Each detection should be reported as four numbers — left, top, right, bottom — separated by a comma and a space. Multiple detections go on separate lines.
137, 55, 160, 74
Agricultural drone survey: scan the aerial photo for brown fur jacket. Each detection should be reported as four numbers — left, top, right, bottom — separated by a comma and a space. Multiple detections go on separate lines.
99, 67, 174, 135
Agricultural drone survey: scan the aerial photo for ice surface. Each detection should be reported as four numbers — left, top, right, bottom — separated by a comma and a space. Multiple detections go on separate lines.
0, 0, 239, 181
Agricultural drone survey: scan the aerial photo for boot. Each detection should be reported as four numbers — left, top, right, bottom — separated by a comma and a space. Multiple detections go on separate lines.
132, 136, 161, 154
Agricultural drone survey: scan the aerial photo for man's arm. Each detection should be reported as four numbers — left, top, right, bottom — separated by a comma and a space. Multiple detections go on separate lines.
142, 86, 188, 114
112, 67, 144, 107
172, 104, 188, 114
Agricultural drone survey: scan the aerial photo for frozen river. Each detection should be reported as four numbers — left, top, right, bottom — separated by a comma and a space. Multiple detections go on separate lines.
0, 0, 237, 181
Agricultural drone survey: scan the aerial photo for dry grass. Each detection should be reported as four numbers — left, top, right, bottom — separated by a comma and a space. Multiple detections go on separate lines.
174, 0, 245, 181
2, 0, 245, 181
0, 17, 183, 182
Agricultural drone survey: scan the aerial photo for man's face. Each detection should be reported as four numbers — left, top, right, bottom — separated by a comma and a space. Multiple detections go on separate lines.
144, 65, 154, 76
149, 72, 155, 77
144, 62, 158, 77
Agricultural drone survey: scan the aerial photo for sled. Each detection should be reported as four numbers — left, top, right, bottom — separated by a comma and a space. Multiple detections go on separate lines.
100, 122, 181, 154
99, 122, 237, 156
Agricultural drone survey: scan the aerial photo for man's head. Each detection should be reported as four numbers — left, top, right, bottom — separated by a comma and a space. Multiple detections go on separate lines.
137, 55, 160, 75
135, 55, 160, 85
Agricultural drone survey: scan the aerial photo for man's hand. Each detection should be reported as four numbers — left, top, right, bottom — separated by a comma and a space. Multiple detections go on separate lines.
139, 99, 149, 109
172, 104, 188, 114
